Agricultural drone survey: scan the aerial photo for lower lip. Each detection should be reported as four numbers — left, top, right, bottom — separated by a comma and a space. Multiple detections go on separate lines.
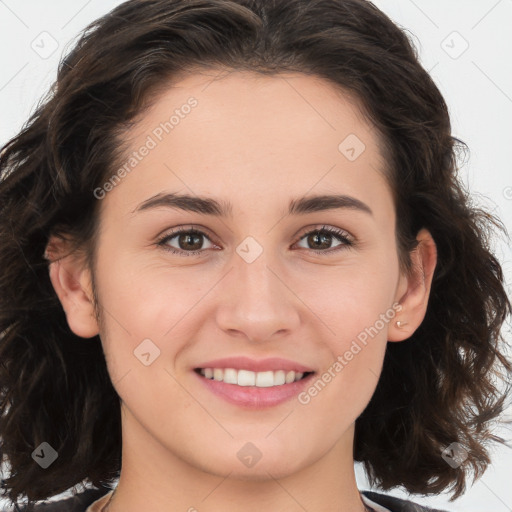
193, 370, 315, 409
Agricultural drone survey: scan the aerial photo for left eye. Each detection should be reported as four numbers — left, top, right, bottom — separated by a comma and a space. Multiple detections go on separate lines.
295, 226, 354, 253
156, 225, 354, 256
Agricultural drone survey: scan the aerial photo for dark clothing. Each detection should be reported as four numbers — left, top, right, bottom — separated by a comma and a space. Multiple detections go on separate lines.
362, 490, 449, 511
9, 486, 450, 511
8, 487, 110, 512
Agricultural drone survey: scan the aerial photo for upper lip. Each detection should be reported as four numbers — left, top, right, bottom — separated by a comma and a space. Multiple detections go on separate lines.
194, 356, 315, 373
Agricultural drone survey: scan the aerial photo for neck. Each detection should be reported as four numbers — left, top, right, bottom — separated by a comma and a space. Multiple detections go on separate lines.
105, 409, 369, 512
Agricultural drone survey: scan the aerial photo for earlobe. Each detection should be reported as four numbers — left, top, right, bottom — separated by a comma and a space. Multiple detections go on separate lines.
388, 228, 437, 342
46, 236, 100, 339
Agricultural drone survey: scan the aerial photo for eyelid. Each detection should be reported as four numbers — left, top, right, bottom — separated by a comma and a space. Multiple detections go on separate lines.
155, 224, 219, 247
294, 224, 354, 243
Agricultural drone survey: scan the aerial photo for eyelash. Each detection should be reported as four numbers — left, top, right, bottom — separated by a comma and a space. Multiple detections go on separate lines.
156, 225, 355, 257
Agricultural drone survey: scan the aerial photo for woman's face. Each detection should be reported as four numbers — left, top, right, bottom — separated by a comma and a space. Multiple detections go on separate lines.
70, 70, 414, 479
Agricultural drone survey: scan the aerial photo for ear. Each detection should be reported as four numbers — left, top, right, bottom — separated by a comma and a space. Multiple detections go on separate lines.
388, 228, 437, 342
46, 235, 100, 339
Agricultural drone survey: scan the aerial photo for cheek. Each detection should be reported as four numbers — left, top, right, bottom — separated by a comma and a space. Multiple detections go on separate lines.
301, 257, 398, 393
302, 258, 398, 342
91, 245, 200, 383
95, 241, 202, 330
296, 272, 394, 431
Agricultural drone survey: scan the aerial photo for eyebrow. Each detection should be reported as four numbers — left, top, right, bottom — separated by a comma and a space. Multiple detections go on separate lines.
133, 192, 373, 217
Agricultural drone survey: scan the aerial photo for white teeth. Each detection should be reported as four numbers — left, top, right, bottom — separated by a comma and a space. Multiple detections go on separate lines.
238, 369, 255, 386
223, 368, 238, 384
273, 370, 286, 385
255, 371, 275, 387
198, 368, 308, 387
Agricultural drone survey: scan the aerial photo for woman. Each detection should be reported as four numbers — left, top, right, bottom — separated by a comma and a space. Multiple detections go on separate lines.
0, 1, 510, 511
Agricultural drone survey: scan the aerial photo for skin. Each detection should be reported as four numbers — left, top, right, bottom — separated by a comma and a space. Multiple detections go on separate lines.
47, 70, 437, 512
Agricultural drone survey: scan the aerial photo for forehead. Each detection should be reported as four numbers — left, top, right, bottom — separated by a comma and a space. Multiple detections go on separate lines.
104, 70, 393, 219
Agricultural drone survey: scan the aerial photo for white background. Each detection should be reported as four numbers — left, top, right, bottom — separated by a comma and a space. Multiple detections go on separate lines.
0, 1, 511, 511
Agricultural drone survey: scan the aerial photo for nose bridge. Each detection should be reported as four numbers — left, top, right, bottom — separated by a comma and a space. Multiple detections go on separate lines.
216, 237, 300, 341
234, 241, 284, 314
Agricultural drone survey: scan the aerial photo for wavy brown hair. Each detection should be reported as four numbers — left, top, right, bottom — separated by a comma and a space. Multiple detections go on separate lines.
1, 0, 511, 509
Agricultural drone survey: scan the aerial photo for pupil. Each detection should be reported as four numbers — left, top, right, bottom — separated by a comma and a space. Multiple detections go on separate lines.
310, 232, 331, 250
180, 233, 202, 250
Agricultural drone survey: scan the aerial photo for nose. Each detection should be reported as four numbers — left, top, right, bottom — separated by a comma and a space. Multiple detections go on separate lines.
215, 248, 301, 344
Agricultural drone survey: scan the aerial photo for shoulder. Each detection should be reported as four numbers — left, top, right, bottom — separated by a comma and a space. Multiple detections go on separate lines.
361, 490, 452, 512
10, 487, 112, 512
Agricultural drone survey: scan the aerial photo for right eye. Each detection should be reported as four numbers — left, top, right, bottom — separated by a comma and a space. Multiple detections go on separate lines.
156, 227, 217, 256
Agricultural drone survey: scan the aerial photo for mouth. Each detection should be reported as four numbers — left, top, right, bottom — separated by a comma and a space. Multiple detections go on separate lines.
192, 367, 316, 409
194, 367, 314, 387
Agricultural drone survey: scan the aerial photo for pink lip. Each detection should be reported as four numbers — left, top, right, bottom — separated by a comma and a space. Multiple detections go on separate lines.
193, 370, 315, 409
193, 356, 314, 373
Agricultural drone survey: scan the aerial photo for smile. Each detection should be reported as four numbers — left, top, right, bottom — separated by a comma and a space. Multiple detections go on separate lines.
193, 368, 316, 409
